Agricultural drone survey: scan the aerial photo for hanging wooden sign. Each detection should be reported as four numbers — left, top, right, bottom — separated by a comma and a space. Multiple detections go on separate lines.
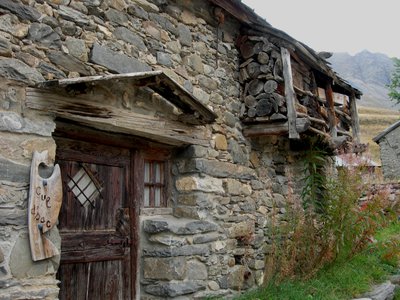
28, 151, 63, 261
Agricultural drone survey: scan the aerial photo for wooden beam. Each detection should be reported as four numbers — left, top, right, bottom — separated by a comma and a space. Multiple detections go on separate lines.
243, 118, 310, 137
334, 107, 350, 118
37, 71, 217, 125
337, 129, 352, 137
349, 90, 360, 143
25, 88, 211, 146
281, 47, 300, 139
297, 113, 328, 128
325, 82, 337, 138
308, 126, 330, 139
293, 85, 315, 98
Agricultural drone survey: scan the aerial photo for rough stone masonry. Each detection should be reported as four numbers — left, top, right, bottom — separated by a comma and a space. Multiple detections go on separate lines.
0, 0, 348, 299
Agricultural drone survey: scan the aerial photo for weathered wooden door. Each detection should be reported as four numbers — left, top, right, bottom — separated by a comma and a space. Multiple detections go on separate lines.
56, 136, 136, 300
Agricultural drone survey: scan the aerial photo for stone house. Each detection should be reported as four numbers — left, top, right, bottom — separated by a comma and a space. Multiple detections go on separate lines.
0, 0, 362, 299
373, 120, 400, 180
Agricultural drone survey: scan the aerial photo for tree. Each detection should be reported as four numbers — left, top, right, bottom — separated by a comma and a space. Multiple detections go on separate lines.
388, 57, 400, 104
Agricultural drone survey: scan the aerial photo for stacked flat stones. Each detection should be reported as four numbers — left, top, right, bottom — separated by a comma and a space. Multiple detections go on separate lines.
238, 36, 287, 121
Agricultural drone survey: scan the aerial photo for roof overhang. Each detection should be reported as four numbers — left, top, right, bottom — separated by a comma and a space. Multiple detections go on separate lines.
36, 70, 217, 125
210, 0, 362, 98
373, 120, 400, 143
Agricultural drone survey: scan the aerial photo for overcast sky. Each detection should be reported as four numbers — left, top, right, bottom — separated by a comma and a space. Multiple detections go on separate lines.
241, 0, 399, 58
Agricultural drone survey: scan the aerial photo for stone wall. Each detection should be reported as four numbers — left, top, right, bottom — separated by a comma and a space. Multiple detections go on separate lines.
0, 0, 313, 299
0, 79, 59, 299
378, 126, 400, 180
367, 182, 400, 210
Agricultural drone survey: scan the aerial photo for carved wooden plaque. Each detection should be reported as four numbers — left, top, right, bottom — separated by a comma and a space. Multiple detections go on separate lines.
28, 151, 62, 261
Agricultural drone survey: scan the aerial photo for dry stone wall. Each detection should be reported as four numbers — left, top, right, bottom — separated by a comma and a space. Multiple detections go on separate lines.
0, 0, 310, 299
377, 127, 400, 180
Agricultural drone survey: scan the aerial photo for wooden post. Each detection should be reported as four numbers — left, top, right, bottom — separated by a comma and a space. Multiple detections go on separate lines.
342, 94, 348, 114
325, 82, 337, 138
243, 118, 311, 137
281, 47, 300, 139
349, 90, 360, 143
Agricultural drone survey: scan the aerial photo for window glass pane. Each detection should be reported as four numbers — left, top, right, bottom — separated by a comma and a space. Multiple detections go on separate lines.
155, 162, 161, 182
144, 161, 150, 183
155, 187, 161, 207
144, 186, 150, 207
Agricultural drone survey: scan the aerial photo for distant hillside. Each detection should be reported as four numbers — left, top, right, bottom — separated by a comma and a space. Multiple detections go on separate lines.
328, 51, 399, 109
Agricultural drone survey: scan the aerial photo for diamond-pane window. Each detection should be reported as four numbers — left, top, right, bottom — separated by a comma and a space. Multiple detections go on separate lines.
67, 164, 103, 207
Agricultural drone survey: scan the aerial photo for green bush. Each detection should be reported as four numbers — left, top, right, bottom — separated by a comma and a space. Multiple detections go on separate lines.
265, 142, 397, 283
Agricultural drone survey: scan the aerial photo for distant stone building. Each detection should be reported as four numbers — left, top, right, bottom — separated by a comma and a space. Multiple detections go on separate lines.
0, 0, 362, 299
373, 120, 400, 180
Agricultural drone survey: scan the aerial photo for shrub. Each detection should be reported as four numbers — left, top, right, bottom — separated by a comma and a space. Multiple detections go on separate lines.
265, 143, 396, 284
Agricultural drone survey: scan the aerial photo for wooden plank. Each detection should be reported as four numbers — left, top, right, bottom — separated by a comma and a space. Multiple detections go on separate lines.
349, 91, 361, 143
57, 138, 133, 299
28, 151, 63, 261
55, 137, 130, 166
308, 126, 330, 139
54, 121, 174, 151
37, 71, 164, 88
151, 72, 217, 124
60, 231, 128, 263
281, 47, 300, 139
297, 113, 329, 128
243, 118, 310, 137
334, 107, 351, 120
325, 82, 337, 138
37, 71, 217, 124
26, 88, 210, 146
337, 129, 352, 137
130, 151, 141, 298
293, 85, 315, 97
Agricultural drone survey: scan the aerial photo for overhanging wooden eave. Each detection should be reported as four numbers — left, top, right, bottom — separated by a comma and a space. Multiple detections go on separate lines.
210, 0, 362, 99
25, 87, 212, 147
36, 71, 217, 125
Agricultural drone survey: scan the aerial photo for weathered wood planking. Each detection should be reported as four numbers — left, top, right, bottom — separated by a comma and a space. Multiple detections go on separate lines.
281, 47, 300, 139
26, 88, 211, 146
37, 71, 217, 124
243, 117, 310, 137
349, 91, 361, 143
325, 82, 337, 138
28, 151, 62, 261
57, 138, 134, 299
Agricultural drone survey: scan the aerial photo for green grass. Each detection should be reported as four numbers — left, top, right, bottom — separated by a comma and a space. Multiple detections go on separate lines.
235, 222, 400, 300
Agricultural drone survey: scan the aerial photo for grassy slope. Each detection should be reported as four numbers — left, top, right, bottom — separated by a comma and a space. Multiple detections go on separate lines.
358, 106, 400, 164
235, 222, 400, 300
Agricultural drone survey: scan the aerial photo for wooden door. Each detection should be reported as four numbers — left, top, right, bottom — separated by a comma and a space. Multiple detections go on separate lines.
56, 137, 136, 300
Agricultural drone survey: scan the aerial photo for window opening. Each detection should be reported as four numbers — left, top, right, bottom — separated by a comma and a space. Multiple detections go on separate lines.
67, 163, 103, 208
143, 160, 166, 208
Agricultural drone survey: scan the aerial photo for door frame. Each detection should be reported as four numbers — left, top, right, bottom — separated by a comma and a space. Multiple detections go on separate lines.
54, 121, 147, 299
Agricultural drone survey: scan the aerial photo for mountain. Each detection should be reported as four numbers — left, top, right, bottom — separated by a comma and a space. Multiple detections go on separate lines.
328, 50, 399, 109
